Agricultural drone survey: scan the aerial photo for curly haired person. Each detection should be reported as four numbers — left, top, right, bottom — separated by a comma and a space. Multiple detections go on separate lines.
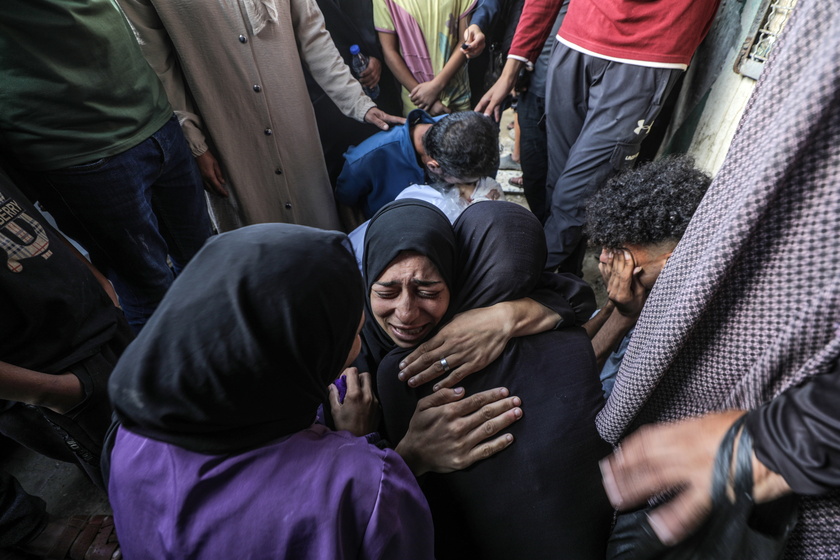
583, 155, 711, 397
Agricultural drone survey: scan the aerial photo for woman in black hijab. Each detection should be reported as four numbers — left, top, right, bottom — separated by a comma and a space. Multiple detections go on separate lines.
378, 202, 613, 560
359, 199, 459, 374
105, 224, 434, 559
359, 199, 530, 476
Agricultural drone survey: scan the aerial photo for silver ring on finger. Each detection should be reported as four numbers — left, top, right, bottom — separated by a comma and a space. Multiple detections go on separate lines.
439, 357, 452, 372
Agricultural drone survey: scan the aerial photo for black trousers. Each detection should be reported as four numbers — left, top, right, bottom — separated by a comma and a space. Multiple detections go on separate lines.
518, 90, 549, 223
543, 44, 682, 273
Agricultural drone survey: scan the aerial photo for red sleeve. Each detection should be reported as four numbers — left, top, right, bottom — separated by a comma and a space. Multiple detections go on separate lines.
508, 0, 564, 62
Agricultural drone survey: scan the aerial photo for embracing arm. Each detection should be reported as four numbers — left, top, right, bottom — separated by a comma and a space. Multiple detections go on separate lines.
0, 361, 84, 414
398, 270, 594, 389
397, 297, 560, 389
530, 271, 596, 327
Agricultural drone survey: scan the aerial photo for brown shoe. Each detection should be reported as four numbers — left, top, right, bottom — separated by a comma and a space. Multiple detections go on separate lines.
15, 515, 120, 560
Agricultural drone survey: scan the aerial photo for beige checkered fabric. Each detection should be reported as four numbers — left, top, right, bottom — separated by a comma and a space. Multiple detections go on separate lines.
596, 0, 840, 556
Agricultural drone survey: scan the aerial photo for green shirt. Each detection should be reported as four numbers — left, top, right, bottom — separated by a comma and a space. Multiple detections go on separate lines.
0, 0, 173, 169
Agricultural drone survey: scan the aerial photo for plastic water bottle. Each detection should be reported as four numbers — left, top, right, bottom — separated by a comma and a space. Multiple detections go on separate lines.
349, 44, 380, 100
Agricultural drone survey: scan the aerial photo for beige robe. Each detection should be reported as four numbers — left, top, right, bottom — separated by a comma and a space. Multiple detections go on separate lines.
118, 0, 375, 231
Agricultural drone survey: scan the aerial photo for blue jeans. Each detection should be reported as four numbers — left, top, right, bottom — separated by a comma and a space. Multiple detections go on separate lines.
26, 116, 211, 331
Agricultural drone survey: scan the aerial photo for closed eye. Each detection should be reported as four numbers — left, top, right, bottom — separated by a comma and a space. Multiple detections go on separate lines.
418, 291, 442, 299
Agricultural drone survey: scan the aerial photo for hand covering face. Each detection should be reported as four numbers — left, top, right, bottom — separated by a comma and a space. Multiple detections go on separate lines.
108, 224, 364, 454
358, 199, 457, 371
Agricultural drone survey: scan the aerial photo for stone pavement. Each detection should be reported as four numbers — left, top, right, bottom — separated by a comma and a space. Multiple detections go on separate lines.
0, 435, 111, 520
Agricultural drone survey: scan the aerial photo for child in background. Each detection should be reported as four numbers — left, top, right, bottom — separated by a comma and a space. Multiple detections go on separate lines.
375, 0, 476, 116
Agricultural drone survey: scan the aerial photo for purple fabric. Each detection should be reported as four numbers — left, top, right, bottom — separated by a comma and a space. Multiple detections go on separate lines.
109, 425, 434, 559
335, 373, 348, 404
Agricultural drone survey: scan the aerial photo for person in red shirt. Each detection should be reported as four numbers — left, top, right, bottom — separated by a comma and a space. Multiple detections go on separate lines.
477, 0, 721, 274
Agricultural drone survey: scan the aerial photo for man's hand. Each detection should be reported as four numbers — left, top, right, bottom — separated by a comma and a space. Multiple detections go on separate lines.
602, 250, 647, 318
359, 56, 382, 89
329, 367, 379, 437
397, 306, 516, 390
395, 386, 522, 476
600, 411, 792, 546
195, 150, 228, 197
364, 107, 405, 131
461, 24, 486, 58
409, 81, 443, 112
475, 58, 523, 121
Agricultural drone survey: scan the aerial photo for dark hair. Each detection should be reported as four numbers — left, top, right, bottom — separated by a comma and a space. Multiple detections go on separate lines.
585, 155, 712, 249
423, 111, 499, 180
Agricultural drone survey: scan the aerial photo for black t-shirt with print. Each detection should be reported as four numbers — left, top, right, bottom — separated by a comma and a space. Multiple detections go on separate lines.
0, 169, 119, 374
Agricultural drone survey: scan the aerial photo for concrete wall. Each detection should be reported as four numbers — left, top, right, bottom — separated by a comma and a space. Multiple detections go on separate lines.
686, 0, 767, 174
660, 0, 771, 175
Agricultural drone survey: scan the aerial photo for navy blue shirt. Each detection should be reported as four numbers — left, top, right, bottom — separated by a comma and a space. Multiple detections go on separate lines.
335, 109, 445, 218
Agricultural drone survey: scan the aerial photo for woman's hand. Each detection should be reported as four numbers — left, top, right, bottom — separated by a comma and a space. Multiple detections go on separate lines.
195, 150, 228, 197
364, 107, 405, 131
329, 367, 380, 437
461, 24, 486, 58
359, 56, 382, 89
409, 80, 443, 112
397, 305, 516, 390
395, 386, 522, 476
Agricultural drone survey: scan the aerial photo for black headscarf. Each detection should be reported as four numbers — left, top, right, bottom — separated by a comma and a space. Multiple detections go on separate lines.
453, 202, 547, 313
108, 224, 364, 454
357, 199, 457, 373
